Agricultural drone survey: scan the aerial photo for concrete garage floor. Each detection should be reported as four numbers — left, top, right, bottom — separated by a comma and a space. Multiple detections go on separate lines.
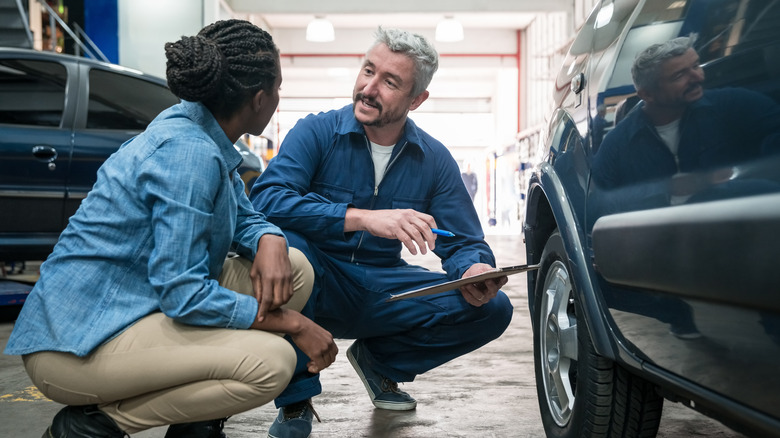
0, 233, 746, 437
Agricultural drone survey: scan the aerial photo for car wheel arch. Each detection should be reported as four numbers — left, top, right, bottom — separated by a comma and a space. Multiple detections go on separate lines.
525, 168, 616, 361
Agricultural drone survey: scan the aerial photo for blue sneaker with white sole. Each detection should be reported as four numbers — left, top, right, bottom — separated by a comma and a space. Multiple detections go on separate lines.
267, 399, 320, 438
347, 340, 417, 411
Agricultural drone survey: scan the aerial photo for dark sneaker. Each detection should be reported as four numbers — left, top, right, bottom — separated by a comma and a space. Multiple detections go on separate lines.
43, 405, 128, 438
267, 399, 320, 438
347, 340, 417, 411
165, 418, 227, 438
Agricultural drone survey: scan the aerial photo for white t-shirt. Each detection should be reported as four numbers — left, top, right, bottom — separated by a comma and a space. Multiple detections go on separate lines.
370, 141, 394, 186
656, 119, 688, 204
655, 119, 681, 163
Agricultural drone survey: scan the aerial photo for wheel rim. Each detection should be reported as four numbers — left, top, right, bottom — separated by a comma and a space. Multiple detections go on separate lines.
539, 260, 578, 427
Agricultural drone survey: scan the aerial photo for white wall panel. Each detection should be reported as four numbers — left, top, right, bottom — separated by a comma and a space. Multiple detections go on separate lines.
118, 0, 204, 78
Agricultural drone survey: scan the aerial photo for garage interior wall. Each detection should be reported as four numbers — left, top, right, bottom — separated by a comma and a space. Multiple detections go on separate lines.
115, 0, 592, 229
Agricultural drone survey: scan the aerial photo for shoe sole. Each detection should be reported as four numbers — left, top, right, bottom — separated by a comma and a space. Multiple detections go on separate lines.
347, 344, 417, 411
267, 407, 313, 438
268, 433, 311, 438
267, 423, 312, 438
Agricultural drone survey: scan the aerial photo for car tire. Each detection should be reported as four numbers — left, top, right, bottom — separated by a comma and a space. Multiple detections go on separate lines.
533, 230, 663, 438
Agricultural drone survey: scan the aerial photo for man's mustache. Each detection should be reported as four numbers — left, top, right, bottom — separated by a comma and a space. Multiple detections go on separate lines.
685, 82, 703, 95
355, 93, 383, 112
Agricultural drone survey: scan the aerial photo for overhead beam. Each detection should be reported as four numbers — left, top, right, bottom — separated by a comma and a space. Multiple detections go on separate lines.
226, 0, 571, 14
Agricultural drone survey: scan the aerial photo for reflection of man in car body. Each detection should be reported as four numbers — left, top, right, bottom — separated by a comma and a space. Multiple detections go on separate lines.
590, 35, 780, 341
593, 35, 780, 193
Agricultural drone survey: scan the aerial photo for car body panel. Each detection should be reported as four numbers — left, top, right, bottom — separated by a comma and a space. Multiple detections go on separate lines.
0, 55, 76, 253
594, 190, 780, 421
0, 48, 179, 261
1, 126, 71, 232
524, 0, 780, 435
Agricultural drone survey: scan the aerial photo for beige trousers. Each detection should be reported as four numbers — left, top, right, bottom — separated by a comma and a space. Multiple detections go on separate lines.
23, 248, 313, 434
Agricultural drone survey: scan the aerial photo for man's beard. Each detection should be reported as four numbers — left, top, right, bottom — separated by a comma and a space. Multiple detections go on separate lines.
353, 93, 404, 128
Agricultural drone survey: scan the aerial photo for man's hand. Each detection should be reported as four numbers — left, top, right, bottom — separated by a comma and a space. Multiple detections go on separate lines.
252, 234, 293, 322
345, 208, 438, 255
459, 263, 508, 307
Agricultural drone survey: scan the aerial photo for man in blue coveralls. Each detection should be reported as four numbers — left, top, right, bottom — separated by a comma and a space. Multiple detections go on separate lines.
250, 27, 513, 438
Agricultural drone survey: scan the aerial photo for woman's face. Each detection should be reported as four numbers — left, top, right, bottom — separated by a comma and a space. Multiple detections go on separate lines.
253, 57, 282, 134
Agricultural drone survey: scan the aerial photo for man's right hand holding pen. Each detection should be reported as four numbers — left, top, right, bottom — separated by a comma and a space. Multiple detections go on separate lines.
344, 207, 506, 306
344, 207, 446, 255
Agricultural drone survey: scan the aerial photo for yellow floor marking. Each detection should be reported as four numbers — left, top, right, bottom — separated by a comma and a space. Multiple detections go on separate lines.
0, 385, 51, 402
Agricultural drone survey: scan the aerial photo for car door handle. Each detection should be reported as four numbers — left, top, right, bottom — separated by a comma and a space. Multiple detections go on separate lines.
32, 145, 58, 162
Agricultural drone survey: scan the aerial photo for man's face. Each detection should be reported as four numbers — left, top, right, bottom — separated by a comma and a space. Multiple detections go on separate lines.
644, 48, 705, 108
352, 43, 421, 129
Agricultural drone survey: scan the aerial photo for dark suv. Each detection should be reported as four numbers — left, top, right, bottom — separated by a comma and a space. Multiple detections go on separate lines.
523, 1, 780, 437
0, 48, 180, 261
0, 48, 265, 263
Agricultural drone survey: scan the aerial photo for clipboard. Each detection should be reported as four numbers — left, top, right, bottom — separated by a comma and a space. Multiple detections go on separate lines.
386, 264, 540, 302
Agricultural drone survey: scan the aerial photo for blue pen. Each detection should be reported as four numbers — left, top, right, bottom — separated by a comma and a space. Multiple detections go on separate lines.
431, 228, 455, 237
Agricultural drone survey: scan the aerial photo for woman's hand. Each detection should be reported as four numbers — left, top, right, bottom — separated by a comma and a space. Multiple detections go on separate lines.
249, 309, 338, 373
251, 234, 293, 322
289, 316, 339, 373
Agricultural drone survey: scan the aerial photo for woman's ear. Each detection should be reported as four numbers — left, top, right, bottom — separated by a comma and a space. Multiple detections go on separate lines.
251, 90, 266, 113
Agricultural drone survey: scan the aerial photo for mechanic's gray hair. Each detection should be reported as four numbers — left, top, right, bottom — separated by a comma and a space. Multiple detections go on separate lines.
370, 26, 439, 97
631, 35, 697, 92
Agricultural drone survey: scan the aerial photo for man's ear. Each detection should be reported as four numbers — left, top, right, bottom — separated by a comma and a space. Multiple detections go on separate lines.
409, 90, 429, 112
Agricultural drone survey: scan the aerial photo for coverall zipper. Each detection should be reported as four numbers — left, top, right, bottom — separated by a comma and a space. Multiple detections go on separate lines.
350, 137, 409, 263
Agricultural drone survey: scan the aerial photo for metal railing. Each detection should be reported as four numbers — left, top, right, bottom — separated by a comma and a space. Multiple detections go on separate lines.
71, 21, 108, 62
12, 0, 34, 47
37, 0, 108, 62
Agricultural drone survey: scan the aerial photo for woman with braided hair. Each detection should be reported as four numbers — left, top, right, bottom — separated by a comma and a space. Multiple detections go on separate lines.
4, 19, 337, 438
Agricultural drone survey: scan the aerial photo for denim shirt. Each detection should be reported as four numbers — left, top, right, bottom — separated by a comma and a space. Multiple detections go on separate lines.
250, 105, 494, 280
5, 101, 283, 357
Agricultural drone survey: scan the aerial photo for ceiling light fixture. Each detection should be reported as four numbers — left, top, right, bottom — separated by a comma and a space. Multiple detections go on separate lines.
306, 16, 335, 42
435, 16, 464, 42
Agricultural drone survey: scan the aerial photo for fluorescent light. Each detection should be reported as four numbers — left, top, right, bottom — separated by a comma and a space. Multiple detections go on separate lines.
306, 16, 335, 42
436, 16, 464, 42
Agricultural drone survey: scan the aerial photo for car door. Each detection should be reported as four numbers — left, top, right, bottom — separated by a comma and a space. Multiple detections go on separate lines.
67, 63, 178, 218
0, 55, 77, 257
588, 0, 780, 419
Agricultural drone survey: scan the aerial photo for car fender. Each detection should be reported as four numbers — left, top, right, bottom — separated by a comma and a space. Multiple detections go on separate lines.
526, 161, 618, 361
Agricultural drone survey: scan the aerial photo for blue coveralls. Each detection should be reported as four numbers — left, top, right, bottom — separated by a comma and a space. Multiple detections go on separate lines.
250, 105, 514, 407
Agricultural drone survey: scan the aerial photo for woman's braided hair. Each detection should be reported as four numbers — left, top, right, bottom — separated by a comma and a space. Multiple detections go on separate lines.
164, 19, 279, 118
